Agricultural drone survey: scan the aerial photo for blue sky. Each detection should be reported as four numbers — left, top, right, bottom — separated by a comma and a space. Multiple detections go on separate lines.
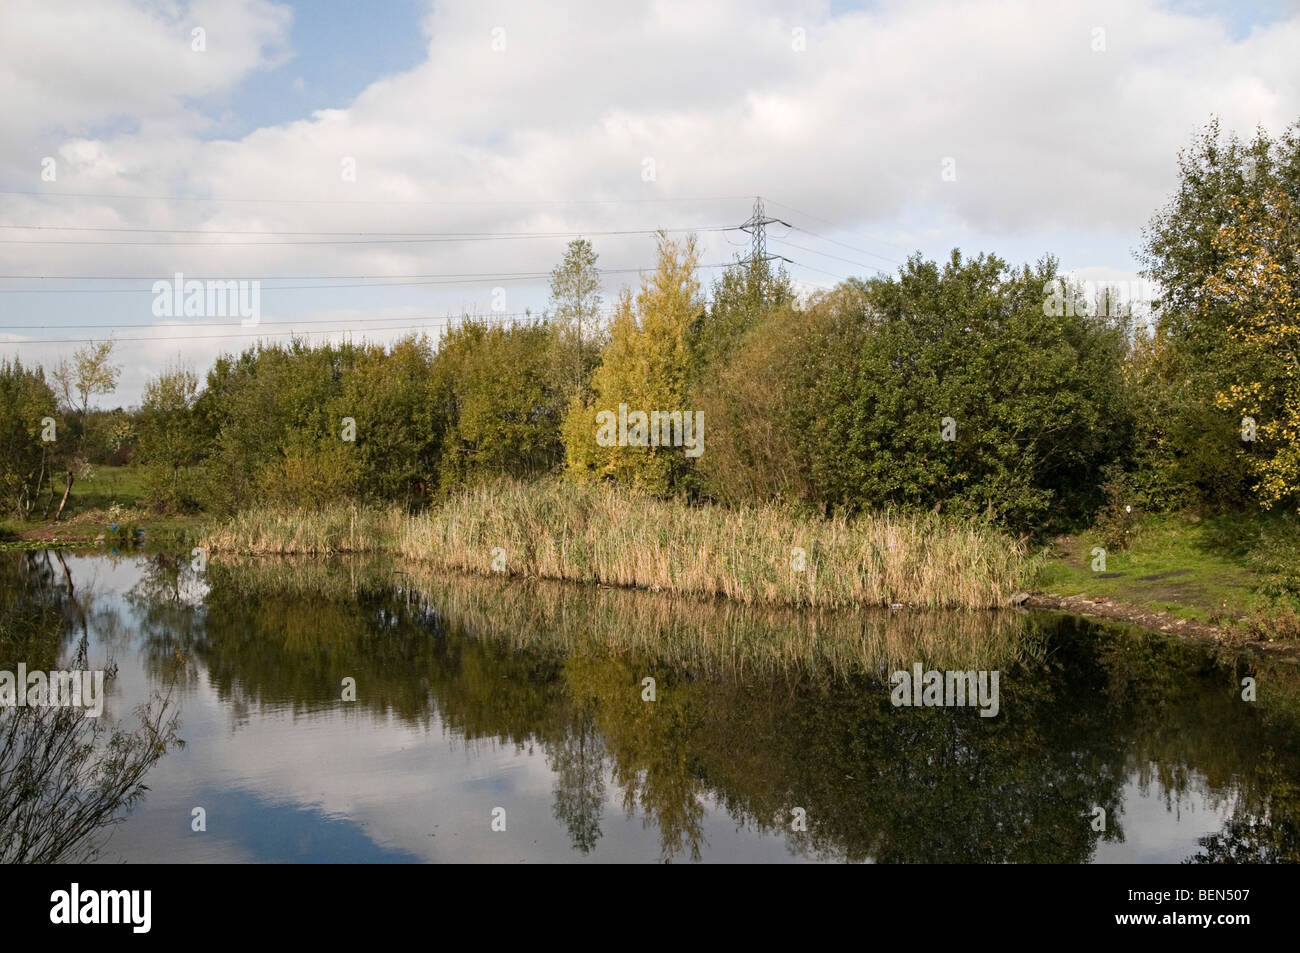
201, 0, 429, 139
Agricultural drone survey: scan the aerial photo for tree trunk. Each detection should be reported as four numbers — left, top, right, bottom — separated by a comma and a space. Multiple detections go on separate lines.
53, 469, 74, 522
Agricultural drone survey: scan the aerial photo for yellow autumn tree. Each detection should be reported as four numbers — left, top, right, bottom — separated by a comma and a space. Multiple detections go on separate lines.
1207, 186, 1300, 508
562, 233, 702, 494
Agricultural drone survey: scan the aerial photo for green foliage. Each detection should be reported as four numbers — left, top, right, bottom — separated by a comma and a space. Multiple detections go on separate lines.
0, 359, 60, 519
1205, 185, 1300, 508
688, 256, 801, 504
49, 342, 121, 469
688, 253, 793, 390
23, 120, 1300, 543
710, 252, 1131, 532
1243, 514, 1300, 601
51, 341, 120, 419
1094, 465, 1141, 552
81, 408, 135, 466
548, 238, 606, 407
692, 296, 809, 506
182, 336, 447, 511
338, 337, 439, 503
1137, 117, 1300, 510
192, 339, 363, 512
136, 364, 203, 511
563, 233, 703, 495
431, 320, 565, 491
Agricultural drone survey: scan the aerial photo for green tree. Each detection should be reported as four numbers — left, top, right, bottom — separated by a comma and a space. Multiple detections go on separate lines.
563, 233, 703, 494
781, 252, 1131, 530
136, 363, 203, 510
51, 342, 120, 448
1204, 185, 1300, 508
688, 253, 793, 390
192, 339, 362, 512
689, 255, 800, 503
46, 341, 120, 517
0, 359, 59, 519
335, 336, 439, 505
82, 408, 135, 466
548, 239, 605, 407
1137, 117, 1300, 509
432, 320, 565, 491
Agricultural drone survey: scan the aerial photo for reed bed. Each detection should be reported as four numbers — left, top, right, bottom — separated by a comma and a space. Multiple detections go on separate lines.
203, 479, 1033, 609
202, 505, 402, 556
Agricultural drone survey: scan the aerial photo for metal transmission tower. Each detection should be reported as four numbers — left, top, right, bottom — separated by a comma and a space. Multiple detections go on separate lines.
739, 196, 791, 286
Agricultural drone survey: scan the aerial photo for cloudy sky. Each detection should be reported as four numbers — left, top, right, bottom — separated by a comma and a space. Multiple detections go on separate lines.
1, 0, 1297, 405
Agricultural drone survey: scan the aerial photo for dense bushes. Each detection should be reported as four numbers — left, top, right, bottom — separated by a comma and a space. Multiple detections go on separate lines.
189, 340, 364, 511
691, 255, 1133, 532
432, 321, 564, 491
131, 323, 564, 513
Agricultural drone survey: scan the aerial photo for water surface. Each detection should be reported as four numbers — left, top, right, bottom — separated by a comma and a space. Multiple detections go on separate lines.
3, 550, 1297, 864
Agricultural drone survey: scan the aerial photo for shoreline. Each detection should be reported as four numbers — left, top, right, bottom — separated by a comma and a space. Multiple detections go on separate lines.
1024, 592, 1300, 660
6, 501, 1299, 660
7, 521, 1298, 660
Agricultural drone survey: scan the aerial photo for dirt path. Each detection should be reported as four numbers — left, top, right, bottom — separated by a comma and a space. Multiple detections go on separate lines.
1026, 591, 1299, 661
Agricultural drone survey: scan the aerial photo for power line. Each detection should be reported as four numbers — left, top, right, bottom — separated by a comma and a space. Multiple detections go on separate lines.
0, 312, 550, 346
0, 253, 851, 346
760, 196, 911, 266
0, 189, 899, 265
760, 197, 844, 229
0, 262, 740, 294
0, 194, 891, 347
2, 324, 439, 344
0, 223, 720, 237
0, 308, 621, 330
0, 188, 752, 207
767, 236, 891, 274
779, 260, 853, 282
0, 274, 553, 293
787, 224, 905, 267
0, 225, 734, 246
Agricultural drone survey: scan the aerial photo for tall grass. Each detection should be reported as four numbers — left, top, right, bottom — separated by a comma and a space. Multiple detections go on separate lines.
203, 505, 402, 556
203, 479, 1033, 609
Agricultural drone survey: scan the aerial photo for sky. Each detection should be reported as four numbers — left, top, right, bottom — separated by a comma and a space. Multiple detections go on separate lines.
1, 0, 1298, 406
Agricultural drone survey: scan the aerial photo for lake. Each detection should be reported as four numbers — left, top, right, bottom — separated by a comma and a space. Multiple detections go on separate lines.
3, 549, 1297, 863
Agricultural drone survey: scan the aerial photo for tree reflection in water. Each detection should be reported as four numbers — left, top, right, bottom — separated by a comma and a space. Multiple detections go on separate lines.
79, 554, 1300, 861
0, 552, 180, 864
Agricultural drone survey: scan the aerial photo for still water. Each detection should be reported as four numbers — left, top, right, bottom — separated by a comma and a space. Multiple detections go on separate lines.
3, 550, 1298, 863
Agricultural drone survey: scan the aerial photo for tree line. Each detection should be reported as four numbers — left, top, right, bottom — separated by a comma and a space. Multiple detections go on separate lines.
3, 117, 1297, 536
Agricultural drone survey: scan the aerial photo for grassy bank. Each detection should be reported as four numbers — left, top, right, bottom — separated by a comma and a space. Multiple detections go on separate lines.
202, 479, 1032, 609
19, 467, 1300, 641
0, 463, 202, 549
1036, 511, 1300, 639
